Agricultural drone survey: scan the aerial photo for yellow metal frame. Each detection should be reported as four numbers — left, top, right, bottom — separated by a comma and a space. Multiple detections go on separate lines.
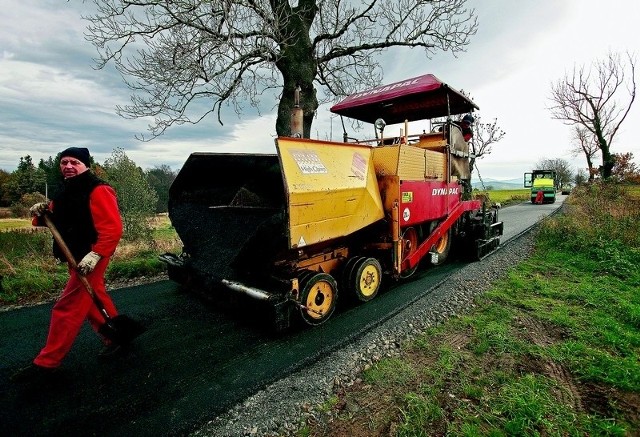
277, 137, 384, 249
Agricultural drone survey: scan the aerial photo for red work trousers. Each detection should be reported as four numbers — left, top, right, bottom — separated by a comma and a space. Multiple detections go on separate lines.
33, 258, 118, 368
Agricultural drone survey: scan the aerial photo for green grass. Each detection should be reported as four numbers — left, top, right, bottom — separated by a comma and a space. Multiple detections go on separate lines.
475, 188, 530, 206
363, 357, 417, 387
0, 218, 32, 231
303, 182, 640, 436
360, 239, 639, 433
397, 392, 444, 436
626, 184, 640, 198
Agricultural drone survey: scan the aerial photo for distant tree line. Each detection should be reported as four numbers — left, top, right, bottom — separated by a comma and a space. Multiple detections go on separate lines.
0, 148, 178, 242
535, 154, 640, 190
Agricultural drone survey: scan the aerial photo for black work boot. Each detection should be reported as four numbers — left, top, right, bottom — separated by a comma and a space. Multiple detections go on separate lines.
10, 363, 58, 383
98, 342, 130, 359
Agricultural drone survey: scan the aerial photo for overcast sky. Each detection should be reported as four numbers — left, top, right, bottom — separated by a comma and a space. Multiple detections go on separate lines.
1, 0, 638, 181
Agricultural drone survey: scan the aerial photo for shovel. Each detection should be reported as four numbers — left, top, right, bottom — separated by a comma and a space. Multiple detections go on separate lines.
43, 213, 146, 345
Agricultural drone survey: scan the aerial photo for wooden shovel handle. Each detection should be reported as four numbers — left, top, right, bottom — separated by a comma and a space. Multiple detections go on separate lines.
42, 213, 96, 299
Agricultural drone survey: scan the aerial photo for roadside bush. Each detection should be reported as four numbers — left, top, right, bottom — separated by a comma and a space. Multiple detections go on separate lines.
537, 182, 640, 278
106, 255, 167, 280
0, 230, 67, 305
0, 229, 51, 260
544, 182, 639, 244
9, 192, 47, 218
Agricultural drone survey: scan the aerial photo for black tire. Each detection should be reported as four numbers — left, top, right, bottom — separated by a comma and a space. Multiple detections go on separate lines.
350, 257, 382, 302
429, 227, 451, 266
298, 272, 338, 326
340, 256, 362, 295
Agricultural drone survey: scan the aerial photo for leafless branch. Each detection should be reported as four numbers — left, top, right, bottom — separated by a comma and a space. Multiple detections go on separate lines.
84, 0, 477, 138
549, 51, 637, 177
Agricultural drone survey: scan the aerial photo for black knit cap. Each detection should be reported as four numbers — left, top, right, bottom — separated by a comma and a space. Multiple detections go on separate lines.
60, 147, 91, 167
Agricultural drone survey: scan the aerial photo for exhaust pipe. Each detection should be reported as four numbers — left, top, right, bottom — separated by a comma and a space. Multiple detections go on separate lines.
290, 86, 303, 137
221, 279, 275, 302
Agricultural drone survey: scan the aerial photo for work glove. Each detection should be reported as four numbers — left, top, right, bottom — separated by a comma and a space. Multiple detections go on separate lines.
77, 251, 101, 275
29, 202, 49, 217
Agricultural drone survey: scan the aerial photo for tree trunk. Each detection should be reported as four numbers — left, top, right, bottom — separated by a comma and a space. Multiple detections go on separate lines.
595, 128, 614, 179
274, 1, 318, 138
586, 156, 595, 182
275, 75, 317, 138
600, 147, 615, 179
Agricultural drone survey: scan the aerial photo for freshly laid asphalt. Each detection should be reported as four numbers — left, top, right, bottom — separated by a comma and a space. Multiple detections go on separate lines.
1, 265, 460, 436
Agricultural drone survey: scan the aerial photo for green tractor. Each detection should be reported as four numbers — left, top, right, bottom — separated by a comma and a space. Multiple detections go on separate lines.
524, 169, 558, 204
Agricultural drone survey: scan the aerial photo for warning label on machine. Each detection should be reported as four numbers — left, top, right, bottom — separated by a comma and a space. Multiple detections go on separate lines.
351, 152, 366, 180
402, 191, 414, 203
290, 149, 328, 174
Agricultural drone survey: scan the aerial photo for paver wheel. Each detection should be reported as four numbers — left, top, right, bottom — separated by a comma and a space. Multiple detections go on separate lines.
298, 272, 338, 325
430, 226, 451, 266
400, 227, 419, 278
349, 257, 382, 302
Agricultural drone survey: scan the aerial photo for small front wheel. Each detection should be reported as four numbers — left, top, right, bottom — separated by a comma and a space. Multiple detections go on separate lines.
430, 228, 451, 266
427, 220, 452, 266
350, 257, 382, 302
298, 272, 338, 326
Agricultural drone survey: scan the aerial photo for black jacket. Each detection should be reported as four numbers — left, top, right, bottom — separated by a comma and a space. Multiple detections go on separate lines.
51, 171, 108, 262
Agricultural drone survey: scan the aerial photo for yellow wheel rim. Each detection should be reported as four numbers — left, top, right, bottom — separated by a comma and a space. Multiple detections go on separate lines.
304, 279, 335, 320
358, 263, 380, 298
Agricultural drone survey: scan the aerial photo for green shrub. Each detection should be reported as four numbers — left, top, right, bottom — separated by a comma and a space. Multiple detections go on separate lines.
537, 182, 640, 279
10, 192, 47, 218
0, 230, 67, 305
107, 257, 166, 280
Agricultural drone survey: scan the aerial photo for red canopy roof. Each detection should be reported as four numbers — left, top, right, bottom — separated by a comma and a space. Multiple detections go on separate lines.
330, 74, 478, 124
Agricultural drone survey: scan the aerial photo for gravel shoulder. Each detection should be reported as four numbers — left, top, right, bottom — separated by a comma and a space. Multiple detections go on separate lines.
194, 232, 535, 437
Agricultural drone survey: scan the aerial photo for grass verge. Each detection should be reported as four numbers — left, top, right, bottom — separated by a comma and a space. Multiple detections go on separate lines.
299, 182, 640, 436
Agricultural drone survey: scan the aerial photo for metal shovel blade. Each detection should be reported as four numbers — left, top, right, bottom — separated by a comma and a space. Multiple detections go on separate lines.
98, 314, 146, 345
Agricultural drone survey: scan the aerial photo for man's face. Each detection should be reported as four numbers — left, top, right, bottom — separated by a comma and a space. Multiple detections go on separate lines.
60, 157, 88, 179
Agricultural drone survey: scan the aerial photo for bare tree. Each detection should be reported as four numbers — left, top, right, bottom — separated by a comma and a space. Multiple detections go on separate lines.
83, 0, 477, 140
574, 168, 588, 186
469, 115, 505, 175
535, 158, 573, 190
571, 126, 599, 181
549, 51, 637, 179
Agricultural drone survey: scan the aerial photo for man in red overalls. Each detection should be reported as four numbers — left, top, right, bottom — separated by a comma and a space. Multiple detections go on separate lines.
12, 147, 124, 381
